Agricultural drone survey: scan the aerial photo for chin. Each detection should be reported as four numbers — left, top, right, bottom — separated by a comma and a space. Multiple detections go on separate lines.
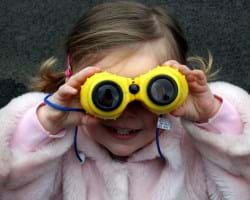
108, 146, 137, 157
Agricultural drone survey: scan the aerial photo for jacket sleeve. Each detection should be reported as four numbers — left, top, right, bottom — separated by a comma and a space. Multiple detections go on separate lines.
182, 81, 250, 177
10, 103, 66, 152
0, 92, 73, 193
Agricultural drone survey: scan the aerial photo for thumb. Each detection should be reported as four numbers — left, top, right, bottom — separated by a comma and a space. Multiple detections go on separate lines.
170, 105, 186, 117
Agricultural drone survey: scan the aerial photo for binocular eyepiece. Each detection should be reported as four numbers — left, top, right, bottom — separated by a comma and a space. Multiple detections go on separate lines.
80, 66, 188, 119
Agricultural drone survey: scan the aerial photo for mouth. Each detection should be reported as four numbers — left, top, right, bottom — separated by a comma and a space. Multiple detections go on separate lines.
103, 125, 142, 140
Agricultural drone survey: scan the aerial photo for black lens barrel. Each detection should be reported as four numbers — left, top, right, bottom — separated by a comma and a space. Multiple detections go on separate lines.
92, 81, 123, 111
147, 75, 178, 105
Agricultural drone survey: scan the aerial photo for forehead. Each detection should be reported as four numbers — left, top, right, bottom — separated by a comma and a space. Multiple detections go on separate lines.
93, 40, 170, 77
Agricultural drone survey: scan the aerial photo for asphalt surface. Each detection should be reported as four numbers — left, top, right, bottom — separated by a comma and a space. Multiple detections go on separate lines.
1, 0, 249, 107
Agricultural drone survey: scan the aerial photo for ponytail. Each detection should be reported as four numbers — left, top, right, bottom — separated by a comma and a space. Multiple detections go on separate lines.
187, 51, 220, 81
30, 57, 65, 93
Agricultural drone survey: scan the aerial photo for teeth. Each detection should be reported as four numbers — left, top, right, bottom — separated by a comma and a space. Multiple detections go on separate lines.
117, 129, 129, 134
112, 128, 138, 135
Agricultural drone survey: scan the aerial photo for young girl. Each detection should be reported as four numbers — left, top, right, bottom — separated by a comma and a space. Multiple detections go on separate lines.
1, 1, 250, 200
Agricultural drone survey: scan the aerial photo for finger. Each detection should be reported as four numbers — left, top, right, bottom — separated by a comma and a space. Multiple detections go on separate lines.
51, 67, 101, 104
162, 60, 180, 66
67, 67, 101, 90
190, 70, 207, 85
174, 64, 191, 76
194, 70, 206, 80
162, 60, 192, 75
187, 77, 208, 93
56, 84, 78, 101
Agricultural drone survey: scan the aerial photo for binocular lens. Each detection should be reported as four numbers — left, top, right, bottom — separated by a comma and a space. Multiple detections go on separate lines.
148, 76, 178, 105
92, 81, 122, 111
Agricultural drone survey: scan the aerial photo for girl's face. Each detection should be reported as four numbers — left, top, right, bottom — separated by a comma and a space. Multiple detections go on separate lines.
83, 41, 169, 157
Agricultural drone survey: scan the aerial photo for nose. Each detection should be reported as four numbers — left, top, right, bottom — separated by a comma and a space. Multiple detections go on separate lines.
121, 101, 143, 117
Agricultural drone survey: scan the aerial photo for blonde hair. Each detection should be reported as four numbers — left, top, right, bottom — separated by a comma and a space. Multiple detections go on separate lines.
31, 1, 216, 93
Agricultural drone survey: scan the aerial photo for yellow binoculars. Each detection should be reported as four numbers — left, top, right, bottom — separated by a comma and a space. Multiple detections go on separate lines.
80, 66, 188, 119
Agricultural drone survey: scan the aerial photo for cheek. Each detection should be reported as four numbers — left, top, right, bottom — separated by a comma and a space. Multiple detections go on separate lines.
146, 114, 158, 127
84, 123, 115, 149
139, 108, 159, 128
142, 112, 159, 138
85, 123, 104, 139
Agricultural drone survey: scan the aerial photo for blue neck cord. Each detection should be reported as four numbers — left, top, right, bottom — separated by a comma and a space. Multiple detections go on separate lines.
44, 94, 84, 162
155, 127, 165, 160
73, 126, 83, 163
44, 93, 165, 162
155, 114, 165, 160
44, 94, 85, 112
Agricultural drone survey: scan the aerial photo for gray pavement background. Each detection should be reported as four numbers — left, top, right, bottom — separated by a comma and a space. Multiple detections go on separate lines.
1, 0, 250, 107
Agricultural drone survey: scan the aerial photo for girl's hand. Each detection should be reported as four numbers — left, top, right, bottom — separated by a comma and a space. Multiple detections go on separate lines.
37, 67, 101, 134
163, 60, 221, 122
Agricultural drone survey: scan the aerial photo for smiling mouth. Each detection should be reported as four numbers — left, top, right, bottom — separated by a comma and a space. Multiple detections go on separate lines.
103, 125, 142, 140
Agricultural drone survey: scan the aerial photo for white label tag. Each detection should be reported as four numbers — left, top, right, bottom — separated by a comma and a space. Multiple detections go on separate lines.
157, 117, 172, 130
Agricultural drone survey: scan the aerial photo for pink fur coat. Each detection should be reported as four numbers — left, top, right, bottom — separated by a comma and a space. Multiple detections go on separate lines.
0, 81, 250, 200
